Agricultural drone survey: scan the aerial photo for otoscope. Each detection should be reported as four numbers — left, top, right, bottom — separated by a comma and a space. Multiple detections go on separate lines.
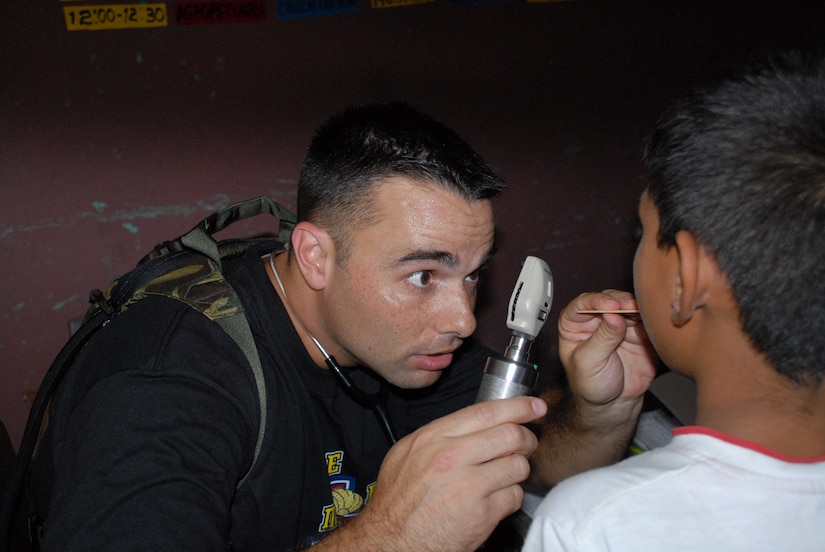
475, 256, 553, 402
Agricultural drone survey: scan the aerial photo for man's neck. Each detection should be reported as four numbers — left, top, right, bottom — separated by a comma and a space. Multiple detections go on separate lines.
265, 251, 330, 370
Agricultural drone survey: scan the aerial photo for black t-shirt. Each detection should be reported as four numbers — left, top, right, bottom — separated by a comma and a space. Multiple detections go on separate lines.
32, 250, 489, 551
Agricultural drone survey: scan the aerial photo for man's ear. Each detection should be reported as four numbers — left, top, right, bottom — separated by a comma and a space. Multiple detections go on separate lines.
671, 230, 704, 327
290, 221, 335, 291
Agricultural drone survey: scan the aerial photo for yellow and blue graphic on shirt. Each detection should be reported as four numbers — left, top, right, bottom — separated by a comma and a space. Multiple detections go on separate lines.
318, 450, 377, 532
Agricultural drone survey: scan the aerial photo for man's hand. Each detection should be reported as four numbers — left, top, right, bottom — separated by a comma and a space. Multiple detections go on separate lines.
559, 290, 656, 425
530, 291, 657, 487
315, 396, 547, 552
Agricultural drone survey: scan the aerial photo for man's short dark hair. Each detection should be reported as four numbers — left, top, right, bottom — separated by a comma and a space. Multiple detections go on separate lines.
296, 102, 505, 259
643, 51, 825, 384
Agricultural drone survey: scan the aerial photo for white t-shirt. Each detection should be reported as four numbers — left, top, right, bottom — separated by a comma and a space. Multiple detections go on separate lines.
523, 426, 825, 552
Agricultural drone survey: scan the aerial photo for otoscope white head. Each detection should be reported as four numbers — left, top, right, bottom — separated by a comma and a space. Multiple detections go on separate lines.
506, 256, 553, 340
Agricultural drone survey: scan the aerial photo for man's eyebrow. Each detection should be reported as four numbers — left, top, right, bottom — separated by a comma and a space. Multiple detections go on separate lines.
395, 246, 497, 270
396, 250, 459, 267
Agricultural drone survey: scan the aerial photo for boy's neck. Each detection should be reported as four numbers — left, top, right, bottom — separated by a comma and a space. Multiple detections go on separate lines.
694, 367, 825, 458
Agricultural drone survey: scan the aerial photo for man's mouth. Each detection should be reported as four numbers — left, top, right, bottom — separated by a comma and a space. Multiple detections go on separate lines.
413, 345, 460, 371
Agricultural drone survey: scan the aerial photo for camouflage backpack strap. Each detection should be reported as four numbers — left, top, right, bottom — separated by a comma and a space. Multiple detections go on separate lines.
106, 196, 296, 488
117, 255, 264, 488
180, 196, 296, 269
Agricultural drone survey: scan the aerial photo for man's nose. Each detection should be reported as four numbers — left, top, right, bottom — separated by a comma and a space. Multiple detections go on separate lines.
435, 286, 477, 338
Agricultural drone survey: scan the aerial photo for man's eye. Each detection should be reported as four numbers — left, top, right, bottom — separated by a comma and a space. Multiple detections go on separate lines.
408, 271, 433, 288
465, 271, 480, 284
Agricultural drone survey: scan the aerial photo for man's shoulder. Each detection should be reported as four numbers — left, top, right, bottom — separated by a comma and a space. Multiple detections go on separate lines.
65, 294, 254, 405
100, 294, 240, 353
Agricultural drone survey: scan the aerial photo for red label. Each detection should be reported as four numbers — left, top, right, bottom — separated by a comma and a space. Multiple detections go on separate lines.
176, 0, 267, 24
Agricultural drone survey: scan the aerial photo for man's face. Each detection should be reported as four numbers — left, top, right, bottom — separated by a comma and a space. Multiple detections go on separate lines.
321, 176, 495, 389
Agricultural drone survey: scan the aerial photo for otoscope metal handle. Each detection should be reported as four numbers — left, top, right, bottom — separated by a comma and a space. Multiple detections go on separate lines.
475, 354, 538, 402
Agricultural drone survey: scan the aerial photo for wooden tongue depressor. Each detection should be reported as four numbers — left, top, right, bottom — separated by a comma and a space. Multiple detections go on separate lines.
576, 309, 640, 314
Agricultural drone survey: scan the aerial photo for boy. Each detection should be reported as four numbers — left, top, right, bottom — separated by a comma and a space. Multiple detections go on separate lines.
524, 52, 825, 551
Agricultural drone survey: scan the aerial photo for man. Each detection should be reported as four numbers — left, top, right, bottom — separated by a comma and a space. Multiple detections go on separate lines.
524, 52, 825, 551
30, 103, 653, 551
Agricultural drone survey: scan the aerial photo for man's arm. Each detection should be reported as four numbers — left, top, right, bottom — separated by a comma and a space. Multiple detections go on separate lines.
35, 301, 259, 552
529, 290, 657, 487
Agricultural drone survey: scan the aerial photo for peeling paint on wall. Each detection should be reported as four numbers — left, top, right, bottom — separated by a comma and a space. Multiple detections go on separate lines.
1, 219, 67, 240
52, 295, 80, 311
0, 194, 232, 241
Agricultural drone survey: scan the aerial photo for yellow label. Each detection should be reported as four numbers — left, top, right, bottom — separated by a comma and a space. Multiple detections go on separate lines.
64, 4, 168, 31
371, 0, 433, 8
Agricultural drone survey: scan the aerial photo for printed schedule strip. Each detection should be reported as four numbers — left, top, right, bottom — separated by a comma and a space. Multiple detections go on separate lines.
64, 4, 168, 31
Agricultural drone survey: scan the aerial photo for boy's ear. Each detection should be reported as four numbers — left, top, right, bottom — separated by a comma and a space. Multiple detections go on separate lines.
290, 221, 335, 291
671, 230, 706, 327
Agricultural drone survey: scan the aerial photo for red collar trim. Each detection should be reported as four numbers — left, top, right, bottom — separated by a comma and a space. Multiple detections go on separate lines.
673, 426, 825, 464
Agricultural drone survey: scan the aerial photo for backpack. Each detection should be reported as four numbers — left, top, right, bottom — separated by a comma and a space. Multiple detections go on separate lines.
0, 196, 297, 551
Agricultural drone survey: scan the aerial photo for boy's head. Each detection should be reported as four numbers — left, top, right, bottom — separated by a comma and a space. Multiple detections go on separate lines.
638, 51, 825, 385
296, 102, 505, 262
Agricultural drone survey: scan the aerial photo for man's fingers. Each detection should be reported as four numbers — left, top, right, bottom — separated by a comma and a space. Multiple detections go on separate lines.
570, 290, 638, 318
484, 480, 527, 518
458, 421, 539, 465
428, 396, 547, 439
591, 313, 629, 349
475, 453, 532, 494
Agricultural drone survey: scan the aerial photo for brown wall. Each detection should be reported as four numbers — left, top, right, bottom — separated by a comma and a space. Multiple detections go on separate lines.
1, 0, 823, 448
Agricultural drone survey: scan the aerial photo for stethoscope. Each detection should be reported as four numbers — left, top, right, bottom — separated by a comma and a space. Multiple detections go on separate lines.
268, 253, 399, 445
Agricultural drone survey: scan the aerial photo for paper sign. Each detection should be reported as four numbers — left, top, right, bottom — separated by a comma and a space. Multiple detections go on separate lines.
64, 3, 168, 30
277, 0, 358, 20
371, 0, 433, 8
449, 0, 513, 4
176, 0, 267, 24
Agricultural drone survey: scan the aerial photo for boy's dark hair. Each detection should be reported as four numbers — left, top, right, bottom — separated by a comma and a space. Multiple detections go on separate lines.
643, 51, 825, 384
296, 102, 505, 260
